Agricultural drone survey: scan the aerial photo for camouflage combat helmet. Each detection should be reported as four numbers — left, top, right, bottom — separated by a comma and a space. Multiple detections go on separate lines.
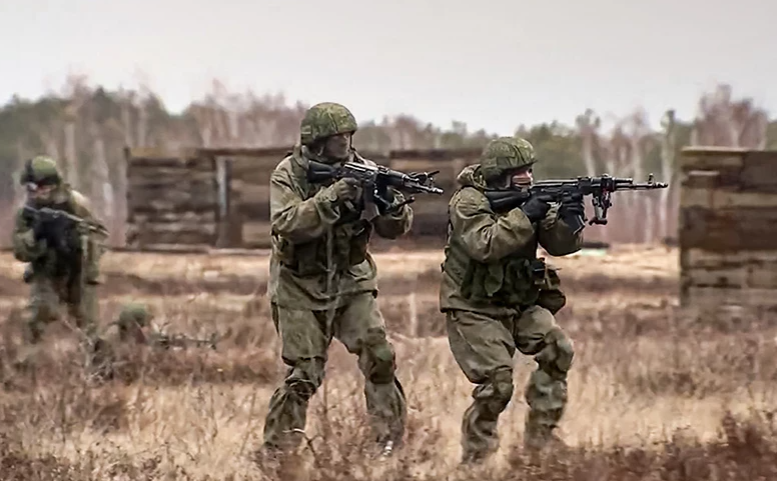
117, 303, 152, 330
300, 102, 358, 146
19, 155, 62, 187
479, 137, 536, 182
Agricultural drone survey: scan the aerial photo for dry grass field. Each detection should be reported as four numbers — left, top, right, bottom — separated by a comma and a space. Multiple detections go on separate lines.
1, 244, 777, 480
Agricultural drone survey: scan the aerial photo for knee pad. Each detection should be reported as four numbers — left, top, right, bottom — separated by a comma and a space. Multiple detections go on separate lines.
285, 358, 324, 400
473, 368, 514, 414
536, 327, 574, 376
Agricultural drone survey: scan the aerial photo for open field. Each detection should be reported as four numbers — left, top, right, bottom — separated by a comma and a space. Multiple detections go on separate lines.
1, 245, 777, 480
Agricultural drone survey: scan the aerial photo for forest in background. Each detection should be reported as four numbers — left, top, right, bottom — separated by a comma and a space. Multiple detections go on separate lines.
0, 76, 774, 247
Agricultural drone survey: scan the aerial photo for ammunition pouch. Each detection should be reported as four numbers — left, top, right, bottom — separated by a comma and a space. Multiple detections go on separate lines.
534, 261, 566, 314
460, 256, 566, 312
274, 220, 372, 276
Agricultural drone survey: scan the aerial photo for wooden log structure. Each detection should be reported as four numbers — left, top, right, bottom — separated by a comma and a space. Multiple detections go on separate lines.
125, 148, 220, 249
124, 145, 486, 250
678, 146, 777, 309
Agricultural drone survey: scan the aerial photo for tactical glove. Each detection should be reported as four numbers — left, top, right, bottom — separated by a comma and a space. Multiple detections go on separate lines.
329, 178, 362, 203
40, 215, 75, 255
32, 216, 48, 241
559, 192, 585, 218
376, 183, 398, 215
520, 196, 551, 223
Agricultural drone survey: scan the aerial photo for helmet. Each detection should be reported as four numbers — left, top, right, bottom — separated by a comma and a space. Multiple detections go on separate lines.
300, 102, 358, 146
117, 303, 152, 329
19, 156, 61, 186
479, 137, 536, 182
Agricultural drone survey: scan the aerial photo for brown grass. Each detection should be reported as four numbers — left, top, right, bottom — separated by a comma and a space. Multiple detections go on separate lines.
0, 245, 775, 480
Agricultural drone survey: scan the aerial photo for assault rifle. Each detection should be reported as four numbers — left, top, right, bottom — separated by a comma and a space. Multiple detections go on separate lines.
21, 205, 109, 283
22, 205, 109, 238
148, 331, 220, 351
308, 159, 444, 219
485, 173, 669, 234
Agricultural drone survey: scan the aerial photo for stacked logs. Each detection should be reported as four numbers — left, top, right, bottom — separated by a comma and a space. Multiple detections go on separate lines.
126, 154, 218, 248
679, 147, 777, 308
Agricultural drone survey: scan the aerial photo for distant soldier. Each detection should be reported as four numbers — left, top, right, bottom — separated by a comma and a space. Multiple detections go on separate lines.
260, 102, 412, 457
439, 137, 585, 464
110, 302, 218, 350
11, 156, 108, 362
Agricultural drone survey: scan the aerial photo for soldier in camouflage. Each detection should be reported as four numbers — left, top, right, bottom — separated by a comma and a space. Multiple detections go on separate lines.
261, 102, 412, 457
439, 137, 585, 463
11, 156, 107, 357
110, 302, 218, 349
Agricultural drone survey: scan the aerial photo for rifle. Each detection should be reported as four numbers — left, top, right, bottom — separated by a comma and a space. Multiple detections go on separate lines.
148, 331, 220, 350
21, 205, 109, 284
308, 158, 444, 219
22, 205, 109, 238
484, 173, 669, 234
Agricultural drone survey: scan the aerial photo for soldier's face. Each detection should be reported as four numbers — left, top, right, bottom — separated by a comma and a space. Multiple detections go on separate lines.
27, 183, 55, 203
510, 167, 533, 188
323, 133, 352, 160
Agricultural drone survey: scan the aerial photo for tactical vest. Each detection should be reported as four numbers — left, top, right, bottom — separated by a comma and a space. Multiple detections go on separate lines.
272, 156, 373, 277
441, 186, 566, 313
27, 190, 83, 279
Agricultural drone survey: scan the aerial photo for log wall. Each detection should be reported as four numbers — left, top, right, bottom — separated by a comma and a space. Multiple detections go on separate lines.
229, 148, 479, 247
124, 146, 482, 249
679, 147, 777, 308
125, 148, 221, 249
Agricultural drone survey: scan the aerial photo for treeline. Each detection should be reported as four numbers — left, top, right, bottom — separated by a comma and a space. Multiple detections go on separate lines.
0, 77, 774, 246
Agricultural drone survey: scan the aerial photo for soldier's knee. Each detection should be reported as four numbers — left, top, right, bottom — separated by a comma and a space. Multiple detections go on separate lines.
474, 368, 514, 414
491, 368, 514, 405
29, 304, 56, 325
361, 327, 397, 384
536, 327, 574, 377
285, 358, 325, 400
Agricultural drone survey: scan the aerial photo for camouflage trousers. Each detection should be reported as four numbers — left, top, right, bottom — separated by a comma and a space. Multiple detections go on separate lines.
446, 306, 574, 463
263, 292, 406, 451
25, 276, 98, 344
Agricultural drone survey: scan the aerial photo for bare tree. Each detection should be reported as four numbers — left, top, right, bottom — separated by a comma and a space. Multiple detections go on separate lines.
575, 109, 600, 177
624, 109, 655, 243
658, 109, 676, 242
691, 83, 768, 147
61, 74, 90, 191
597, 123, 633, 243
88, 122, 115, 243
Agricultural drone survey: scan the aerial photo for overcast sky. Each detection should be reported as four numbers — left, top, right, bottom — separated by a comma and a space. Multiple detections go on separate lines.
2, 0, 774, 135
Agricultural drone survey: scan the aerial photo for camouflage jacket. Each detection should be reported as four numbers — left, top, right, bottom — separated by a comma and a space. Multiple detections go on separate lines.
12, 184, 107, 283
439, 165, 583, 316
268, 145, 413, 310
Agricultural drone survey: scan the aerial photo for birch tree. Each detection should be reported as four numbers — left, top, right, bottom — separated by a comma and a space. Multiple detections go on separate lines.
658, 109, 676, 242
575, 109, 600, 177
691, 83, 768, 147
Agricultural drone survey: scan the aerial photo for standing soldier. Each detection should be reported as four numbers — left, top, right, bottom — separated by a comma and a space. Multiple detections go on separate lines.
11, 155, 108, 365
261, 102, 412, 457
439, 137, 585, 464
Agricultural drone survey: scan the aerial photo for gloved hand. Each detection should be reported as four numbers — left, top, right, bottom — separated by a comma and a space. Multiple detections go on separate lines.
329, 178, 362, 203
376, 183, 398, 215
520, 195, 551, 223
32, 216, 48, 241
38, 214, 75, 254
559, 192, 585, 218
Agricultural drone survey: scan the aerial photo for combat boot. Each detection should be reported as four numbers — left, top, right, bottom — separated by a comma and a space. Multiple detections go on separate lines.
523, 426, 568, 465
